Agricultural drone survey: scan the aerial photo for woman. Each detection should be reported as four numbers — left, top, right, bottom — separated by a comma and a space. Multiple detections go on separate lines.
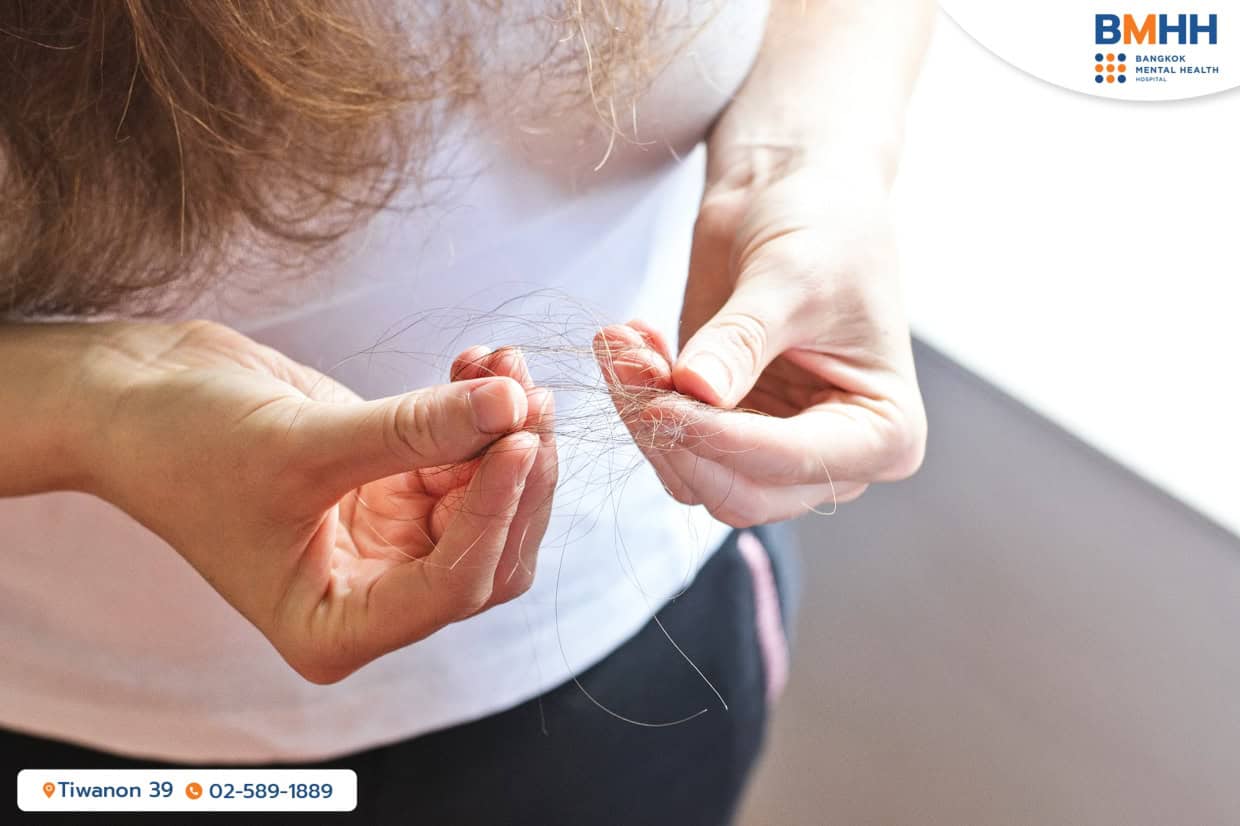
1, 1, 930, 823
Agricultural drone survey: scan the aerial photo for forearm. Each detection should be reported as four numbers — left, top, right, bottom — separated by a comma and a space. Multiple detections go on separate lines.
709, 0, 935, 183
0, 322, 110, 497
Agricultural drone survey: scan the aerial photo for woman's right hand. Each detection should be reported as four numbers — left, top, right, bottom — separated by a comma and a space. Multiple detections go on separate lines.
68, 320, 557, 683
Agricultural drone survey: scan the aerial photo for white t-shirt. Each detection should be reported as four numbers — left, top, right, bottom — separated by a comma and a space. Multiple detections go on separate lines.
0, 2, 770, 762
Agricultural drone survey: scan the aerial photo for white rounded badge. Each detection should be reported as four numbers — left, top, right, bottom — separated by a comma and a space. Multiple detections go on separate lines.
940, 0, 1240, 100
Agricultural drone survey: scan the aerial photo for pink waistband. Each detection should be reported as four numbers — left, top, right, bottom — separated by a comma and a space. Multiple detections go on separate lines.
737, 531, 790, 704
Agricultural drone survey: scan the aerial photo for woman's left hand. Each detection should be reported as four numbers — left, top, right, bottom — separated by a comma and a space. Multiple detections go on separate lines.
596, 146, 927, 527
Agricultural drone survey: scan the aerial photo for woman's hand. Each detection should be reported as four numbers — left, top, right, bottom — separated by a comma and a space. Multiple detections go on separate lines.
595, 0, 931, 528
80, 321, 556, 683
596, 156, 925, 528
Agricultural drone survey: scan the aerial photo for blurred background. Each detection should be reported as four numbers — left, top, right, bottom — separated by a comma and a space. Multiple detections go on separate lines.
740, 10, 1240, 825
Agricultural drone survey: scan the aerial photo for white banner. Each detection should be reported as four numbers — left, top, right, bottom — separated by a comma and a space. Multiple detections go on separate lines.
16, 769, 356, 813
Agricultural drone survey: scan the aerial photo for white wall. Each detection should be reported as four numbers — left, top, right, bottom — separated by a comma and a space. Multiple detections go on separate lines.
895, 13, 1240, 535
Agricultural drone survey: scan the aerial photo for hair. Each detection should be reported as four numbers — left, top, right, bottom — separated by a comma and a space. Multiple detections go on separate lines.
0, 1, 670, 318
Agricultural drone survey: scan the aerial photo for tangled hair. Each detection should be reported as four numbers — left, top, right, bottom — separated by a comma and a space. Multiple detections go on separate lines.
0, 1, 669, 318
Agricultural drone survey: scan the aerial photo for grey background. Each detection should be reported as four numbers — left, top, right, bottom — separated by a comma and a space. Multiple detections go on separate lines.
739, 341, 1240, 825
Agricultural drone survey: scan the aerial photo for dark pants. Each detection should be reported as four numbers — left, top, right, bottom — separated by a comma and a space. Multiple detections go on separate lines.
6, 527, 799, 826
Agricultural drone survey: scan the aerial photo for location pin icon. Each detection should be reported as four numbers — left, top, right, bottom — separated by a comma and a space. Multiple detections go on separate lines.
43, 782, 55, 798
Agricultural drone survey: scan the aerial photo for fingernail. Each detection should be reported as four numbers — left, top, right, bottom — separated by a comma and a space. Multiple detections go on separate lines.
531, 386, 555, 419
452, 345, 493, 381
602, 325, 643, 348
523, 387, 555, 441
469, 379, 523, 434
685, 353, 733, 401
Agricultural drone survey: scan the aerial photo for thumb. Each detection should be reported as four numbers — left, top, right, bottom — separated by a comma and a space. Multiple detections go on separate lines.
673, 282, 794, 408
292, 376, 528, 502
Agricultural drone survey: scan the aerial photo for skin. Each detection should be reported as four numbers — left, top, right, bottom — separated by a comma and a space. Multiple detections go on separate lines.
0, 321, 557, 684
596, 0, 935, 527
0, 0, 933, 680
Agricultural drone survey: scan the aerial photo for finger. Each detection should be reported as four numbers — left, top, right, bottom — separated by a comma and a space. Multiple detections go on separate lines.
450, 345, 494, 381
595, 323, 670, 390
596, 325, 871, 521
295, 376, 528, 503
593, 324, 699, 503
703, 475, 867, 527
650, 446, 868, 526
364, 431, 539, 654
599, 325, 878, 499
673, 279, 800, 408
452, 345, 534, 389
412, 347, 538, 504
639, 393, 905, 484
485, 386, 557, 606
450, 345, 556, 601
625, 318, 675, 363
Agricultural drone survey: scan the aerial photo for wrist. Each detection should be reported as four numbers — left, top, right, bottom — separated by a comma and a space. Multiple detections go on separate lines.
705, 133, 894, 207
0, 322, 123, 496
706, 86, 901, 190
74, 320, 198, 506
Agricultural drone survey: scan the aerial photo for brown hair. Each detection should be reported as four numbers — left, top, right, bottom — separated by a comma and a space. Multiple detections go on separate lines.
0, 1, 668, 318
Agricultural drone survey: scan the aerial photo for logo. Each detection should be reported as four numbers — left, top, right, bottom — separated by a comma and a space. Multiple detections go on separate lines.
940, 0, 1240, 102
1094, 52, 1129, 83
1091, 11, 1222, 91
1096, 13, 1219, 45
